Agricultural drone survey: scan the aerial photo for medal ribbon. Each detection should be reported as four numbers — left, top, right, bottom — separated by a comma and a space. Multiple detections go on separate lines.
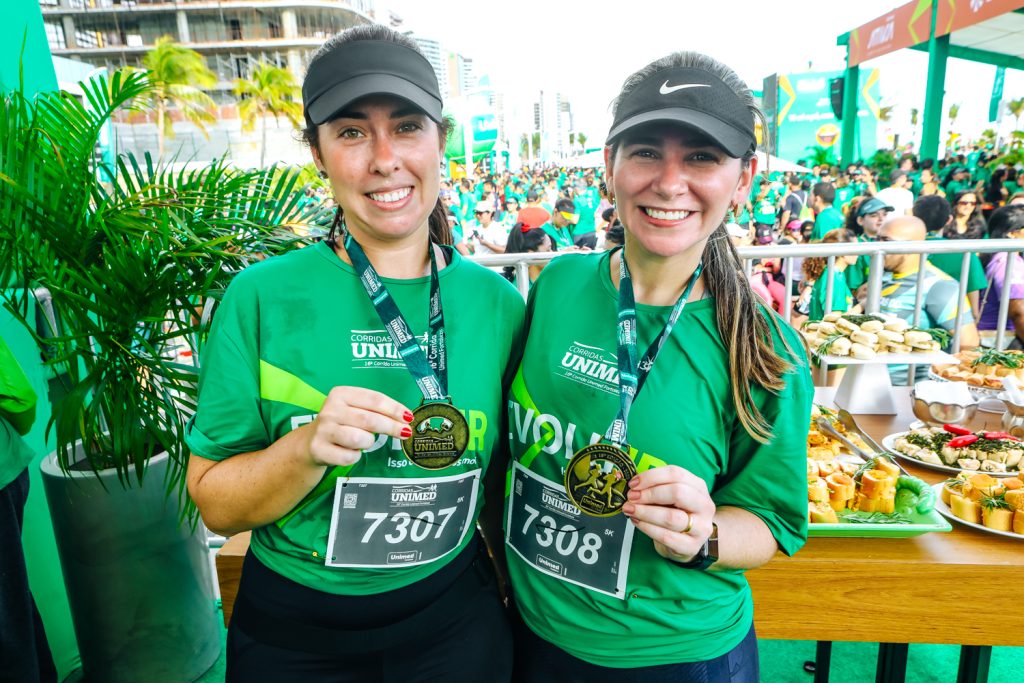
606, 247, 703, 447
344, 232, 448, 401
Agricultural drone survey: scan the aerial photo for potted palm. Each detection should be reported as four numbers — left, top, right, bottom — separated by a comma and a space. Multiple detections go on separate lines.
0, 70, 327, 681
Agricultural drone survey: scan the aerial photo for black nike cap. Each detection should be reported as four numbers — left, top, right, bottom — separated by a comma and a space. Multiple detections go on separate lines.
605, 66, 756, 158
303, 39, 443, 125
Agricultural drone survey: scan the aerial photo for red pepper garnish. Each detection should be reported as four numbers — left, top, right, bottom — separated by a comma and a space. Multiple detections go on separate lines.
943, 424, 972, 436
947, 434, 980, 448
982, 431, 1021, 441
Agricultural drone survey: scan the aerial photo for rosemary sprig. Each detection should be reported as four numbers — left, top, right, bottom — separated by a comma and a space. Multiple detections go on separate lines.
970, 349, 1024, 369
841, 314, 885, 326
838, 510, 914, 524
980, 494, 1011, 511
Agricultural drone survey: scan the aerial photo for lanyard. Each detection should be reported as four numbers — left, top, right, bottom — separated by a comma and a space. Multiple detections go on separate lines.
344, 232, 448, 401
605, 247, 703, 447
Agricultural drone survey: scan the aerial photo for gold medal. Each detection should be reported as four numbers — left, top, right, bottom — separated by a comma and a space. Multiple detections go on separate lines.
564, 442, 637, 517
402, 400, 469, 470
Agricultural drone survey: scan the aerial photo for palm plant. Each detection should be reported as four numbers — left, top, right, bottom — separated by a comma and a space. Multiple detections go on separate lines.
0, 69, 329, 497
137, 36, 218, 158
577, 132, 588, 150
1008, 98, 1024, 132
233, 61, 303, 168
947, 102, 960, 129
805, 144, 837, 167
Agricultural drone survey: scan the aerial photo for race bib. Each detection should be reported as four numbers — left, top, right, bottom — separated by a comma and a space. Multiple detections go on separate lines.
506, 462, 633, 598
325, 470, 479, 568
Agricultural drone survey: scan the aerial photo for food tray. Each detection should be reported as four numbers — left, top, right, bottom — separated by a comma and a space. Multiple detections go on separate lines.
816, 351, 959, 366
930, 483, 1022, 540
881, 431, 1021, 477
809, 506, 952, 538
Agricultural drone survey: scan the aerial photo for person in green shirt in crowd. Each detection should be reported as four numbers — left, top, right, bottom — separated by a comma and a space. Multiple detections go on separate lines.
945, 166, 975, 198
809, 182, 844, 241
507, 50, 812, 682
186, 26, 525, 681
1, 335, 58, 683
543, 198, 581, 250
843, 196, 892, 292
914, 195, 987, 317
572, 178, 602, 248
833, 173, 858, 210
804, 229, 858, 320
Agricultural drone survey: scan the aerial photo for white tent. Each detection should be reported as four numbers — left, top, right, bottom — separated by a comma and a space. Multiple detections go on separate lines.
756, 151, 812, 174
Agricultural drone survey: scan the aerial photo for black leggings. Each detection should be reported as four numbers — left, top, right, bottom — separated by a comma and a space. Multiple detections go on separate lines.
512, 614, 759, 683
226, 547, 512, 683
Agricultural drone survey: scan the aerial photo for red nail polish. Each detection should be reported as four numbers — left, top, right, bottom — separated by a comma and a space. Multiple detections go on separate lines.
400, 427, 412, 438
403, 410, 414, 423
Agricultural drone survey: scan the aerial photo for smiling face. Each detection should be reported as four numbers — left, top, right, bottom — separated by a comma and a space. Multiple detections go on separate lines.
858, 209, 889, 238
311, 95, 444, 245
605, 124, 753, 262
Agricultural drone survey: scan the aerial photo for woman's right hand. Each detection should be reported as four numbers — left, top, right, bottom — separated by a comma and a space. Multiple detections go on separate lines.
304, 387, 414, 467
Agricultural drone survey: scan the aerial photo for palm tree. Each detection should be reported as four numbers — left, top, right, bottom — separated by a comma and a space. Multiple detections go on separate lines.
531, 131, 542, 159
1008, 97, 1024, 132
138, 36, 217, 158
910, 107, 919, 127
578, 132, 588, 150
233, 61, 303, 168
947, 103, 960, 129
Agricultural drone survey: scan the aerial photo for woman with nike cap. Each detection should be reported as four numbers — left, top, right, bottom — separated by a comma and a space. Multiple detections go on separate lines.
504, 52, 813, 682
186, 24, 523, 681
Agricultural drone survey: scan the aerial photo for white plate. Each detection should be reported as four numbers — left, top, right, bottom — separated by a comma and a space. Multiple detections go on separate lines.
880, 431, 1022, 477
927, 371, 1004, 399
930, 483, 1023, 540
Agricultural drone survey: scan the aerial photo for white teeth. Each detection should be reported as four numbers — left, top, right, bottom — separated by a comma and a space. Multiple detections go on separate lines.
644, 208, 690, 220
369, 187, 412, 203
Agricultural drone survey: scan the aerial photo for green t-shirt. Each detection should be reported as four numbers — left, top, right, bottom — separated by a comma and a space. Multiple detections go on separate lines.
573, 187, 601, 235
924, 235, 986, 293
834, 186, 857, 209
810, 268, 853, 321
753, 198, 776, 224
845, 235, 872, 292
542, 223, 576, 249
186, 242, 525, 595
0, 335, 37, 489
810, 206, 844, 241
505, 251, 812, 667
946, 180, 972, 197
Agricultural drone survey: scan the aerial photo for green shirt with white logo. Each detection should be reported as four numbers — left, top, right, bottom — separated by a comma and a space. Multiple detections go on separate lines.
574, 187, 601, 236
186, 242, 525, 595
810, 206, 844, 241
504, 251, 812, 667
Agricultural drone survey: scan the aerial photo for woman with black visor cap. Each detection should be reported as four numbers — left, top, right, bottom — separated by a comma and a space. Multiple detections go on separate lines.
186, 25, 523, 681
504, 52, 813, 682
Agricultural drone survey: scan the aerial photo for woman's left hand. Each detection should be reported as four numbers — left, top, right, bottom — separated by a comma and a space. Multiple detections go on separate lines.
621, 465, 716, 563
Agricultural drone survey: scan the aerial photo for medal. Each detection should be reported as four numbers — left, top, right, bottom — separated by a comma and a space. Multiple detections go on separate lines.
403, 400, 470, 470
344, 232, 468, 468
565, 248, 702, 516
564, 442, 638, 517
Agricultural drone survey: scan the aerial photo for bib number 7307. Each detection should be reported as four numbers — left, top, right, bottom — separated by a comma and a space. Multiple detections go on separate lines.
506, 462, 632, 598
326, 470, 479, 568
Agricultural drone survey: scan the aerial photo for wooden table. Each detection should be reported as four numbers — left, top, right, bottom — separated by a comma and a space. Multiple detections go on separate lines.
744, 387, 1023, 682
216, 387, 1022, 680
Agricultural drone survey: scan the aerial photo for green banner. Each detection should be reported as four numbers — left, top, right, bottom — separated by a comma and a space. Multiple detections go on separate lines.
990, 66, 1005, 123
773, 69, 881, 165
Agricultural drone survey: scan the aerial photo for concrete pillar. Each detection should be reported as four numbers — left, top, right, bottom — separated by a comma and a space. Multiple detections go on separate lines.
61, 15, 76, 49
287, 48, 302, 81
282, 9, 297, 38
839, 64, 859, 164
920, 4, 948, 164
176, 10, 190, 44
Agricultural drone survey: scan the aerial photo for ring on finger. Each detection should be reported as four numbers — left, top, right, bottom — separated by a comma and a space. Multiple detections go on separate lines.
682, 511, 694, 534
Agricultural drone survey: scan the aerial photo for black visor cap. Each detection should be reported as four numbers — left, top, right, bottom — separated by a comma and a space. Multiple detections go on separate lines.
606, 66, 756, 158
303, 40, 443, 125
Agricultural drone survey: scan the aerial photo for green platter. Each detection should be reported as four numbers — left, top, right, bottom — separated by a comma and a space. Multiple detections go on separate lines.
809, 506, 953, 538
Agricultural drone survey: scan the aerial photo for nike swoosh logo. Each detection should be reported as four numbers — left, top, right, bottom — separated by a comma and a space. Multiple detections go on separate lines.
659, 81, 710, 95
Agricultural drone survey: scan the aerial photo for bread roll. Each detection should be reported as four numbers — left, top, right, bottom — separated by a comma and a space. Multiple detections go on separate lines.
886, 343, 912, 354
836, 317, 860, 334
830, 337, 851, 356
817, 321, 837, 335
877, 330, 905, 344
850, 330, 879, 347
884, 318, 910, 332
822, 312, 843, 323
850, 342, 876, 360
982, 506, 1013, 532
860, 320, 884, 333
904, 330, 932, 345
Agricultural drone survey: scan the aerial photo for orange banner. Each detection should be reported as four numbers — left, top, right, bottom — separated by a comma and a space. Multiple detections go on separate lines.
936, 0, 1024, 35
848, 0, 933, 66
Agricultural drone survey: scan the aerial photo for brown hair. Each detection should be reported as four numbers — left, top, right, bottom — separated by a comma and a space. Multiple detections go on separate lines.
299, 24, 453, 245
609, 52, 799, 444
802, 228, 856, 281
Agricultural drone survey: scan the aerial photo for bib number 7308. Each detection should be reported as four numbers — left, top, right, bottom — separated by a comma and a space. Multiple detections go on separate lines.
506, 462, 632, 598
326, 470, 479, 568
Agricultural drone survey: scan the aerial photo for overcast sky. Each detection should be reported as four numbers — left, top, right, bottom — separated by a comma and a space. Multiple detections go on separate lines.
385, 0, 1023, 148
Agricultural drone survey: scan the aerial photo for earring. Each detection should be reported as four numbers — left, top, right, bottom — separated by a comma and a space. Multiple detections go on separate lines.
318, 170, 328, 180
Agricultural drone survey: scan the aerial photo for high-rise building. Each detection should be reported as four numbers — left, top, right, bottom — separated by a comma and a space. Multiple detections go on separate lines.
39, 0, 377, 105
412, 35, 449, 99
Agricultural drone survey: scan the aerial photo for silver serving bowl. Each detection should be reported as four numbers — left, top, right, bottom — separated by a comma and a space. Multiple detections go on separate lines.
997, 392, 1024, 417
910, 391, 978, 426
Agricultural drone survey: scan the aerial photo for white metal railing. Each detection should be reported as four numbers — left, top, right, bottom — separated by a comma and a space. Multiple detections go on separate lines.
472, 238, 1024, 354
